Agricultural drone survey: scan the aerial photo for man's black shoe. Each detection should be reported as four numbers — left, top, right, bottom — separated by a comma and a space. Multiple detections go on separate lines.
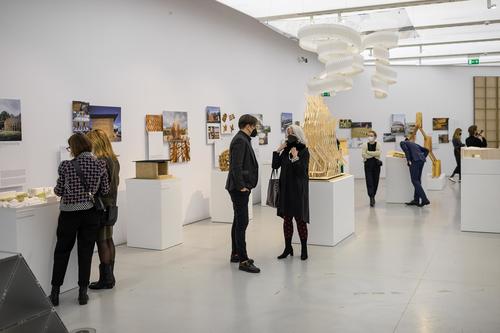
418, 200, 430, 207
230, 254, 253, 264
405, 201, 419, 206
239, 260, 260, 273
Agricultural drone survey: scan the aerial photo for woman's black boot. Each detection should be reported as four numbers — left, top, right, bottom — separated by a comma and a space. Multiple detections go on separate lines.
277, 238, 294, 259
300, 240, 308, 261
78, 286, 89, 305
89, 264, 114, 290
49, 286, 60, 306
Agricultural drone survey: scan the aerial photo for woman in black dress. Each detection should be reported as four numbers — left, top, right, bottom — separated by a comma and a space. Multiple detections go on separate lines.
272, 125, 310, 260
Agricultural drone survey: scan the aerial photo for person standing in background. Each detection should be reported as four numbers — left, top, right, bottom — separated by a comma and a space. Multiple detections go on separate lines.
87, 129, 120, 290
226, 115, 260, 273
400, 137, 430, 207
449, 128, 465, 183
273, 125, 310, 261
362, 130, 382, 207
50, 133, 110, 306
465, 125, 487, 148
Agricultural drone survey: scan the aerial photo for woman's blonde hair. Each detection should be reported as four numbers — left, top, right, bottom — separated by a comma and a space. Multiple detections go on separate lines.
87, 129, 117, 159
453, 128, 462, 140
287, 124, 308, 145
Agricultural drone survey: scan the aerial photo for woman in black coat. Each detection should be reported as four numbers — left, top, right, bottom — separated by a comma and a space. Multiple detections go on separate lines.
272, 125, 310, 260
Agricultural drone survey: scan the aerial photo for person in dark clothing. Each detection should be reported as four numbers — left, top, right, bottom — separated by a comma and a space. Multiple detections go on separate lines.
400, 137, 430, 207
50, 133, 110, 307
465, 125, 487, 148
449, 128, 465, 182
273, 125, 310, 261
226, 114, 260, 273
87, 129, 120, 290
362, 130, 382, 207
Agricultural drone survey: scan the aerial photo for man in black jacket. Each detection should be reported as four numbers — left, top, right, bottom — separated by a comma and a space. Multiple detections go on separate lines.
226, 114, 260, 273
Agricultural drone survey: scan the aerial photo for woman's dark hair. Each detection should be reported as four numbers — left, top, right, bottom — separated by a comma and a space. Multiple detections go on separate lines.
68, 133, 93, 157
468, 125, 477, 137
238, 114, 258, 129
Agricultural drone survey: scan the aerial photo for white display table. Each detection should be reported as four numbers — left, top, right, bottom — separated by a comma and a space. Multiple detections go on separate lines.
461, 155, 500, 233
126, 178, 183, 250
293, 174, 354, 247
426, 173, 446, 191
385, 156, 428, 203
260, 161, 274, 207
0, 202, 78, 294
210, 170, 253, 223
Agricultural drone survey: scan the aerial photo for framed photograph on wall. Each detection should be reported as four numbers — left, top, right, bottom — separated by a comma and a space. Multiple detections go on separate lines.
391, 114, 406, 135
281, 113, 293, 132
351, 122, 372, 138
0, 99, 22, 142
206, 106, 221, 124
206, 123, 221, 144
339, 119, 352, 129
433, 118, 449, 131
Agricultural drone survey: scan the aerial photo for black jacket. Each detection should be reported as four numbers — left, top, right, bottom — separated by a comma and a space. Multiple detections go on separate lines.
465, 136, 487, 148
272, 144, 310, 223
226, 131, 259, 191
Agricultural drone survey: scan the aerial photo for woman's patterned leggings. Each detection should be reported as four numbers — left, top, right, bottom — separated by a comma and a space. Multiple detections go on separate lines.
283, 216, 308, 242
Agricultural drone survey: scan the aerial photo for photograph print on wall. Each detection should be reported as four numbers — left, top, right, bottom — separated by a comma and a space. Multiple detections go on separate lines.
281, 113, 293, 132
89, 105, 122, 142
0, 98, 22, 142
383, 133, 396, 143
433, 118, 449, 131
351, 122, 372, 138
206, 106, 221, 124
221, 112, 236, 135
72, 101, 90, 134
163, 111, 190, 163
339, 119, 352, 129
391, 114, 406, 135
206, 123, 221, 144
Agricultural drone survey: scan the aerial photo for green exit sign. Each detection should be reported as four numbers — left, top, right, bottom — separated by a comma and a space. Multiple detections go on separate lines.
468, 58, 480, 65
322, 92, 331, 97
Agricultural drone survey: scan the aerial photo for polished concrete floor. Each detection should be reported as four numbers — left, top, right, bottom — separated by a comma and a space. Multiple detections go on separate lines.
57, 180, 500, 333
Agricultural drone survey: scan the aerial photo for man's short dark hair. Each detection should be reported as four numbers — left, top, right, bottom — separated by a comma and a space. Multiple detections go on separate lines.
238, 114, 258, 130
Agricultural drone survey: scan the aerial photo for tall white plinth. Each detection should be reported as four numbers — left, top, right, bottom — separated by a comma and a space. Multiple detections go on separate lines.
210, 170, 253, 223
461, 157, 500, 233
126, 178, 183, 250
385, 156, 428, 203
0, 202, 78, 294
293, 174, 354, 247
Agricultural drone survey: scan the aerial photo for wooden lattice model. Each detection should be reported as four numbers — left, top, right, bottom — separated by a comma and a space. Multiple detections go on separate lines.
145, 115, 163, 132
410, 112, 441, 178
303, 96, 344, 180
219, 149, 230, 171
169, 140, 191, 163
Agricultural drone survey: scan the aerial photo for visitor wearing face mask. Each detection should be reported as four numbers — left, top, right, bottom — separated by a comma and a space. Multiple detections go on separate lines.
449, 128, 465, 182
361, 130, 382, 207
465, 125, 487, 148
226, 114, 260, 273
273, 125, 310, 260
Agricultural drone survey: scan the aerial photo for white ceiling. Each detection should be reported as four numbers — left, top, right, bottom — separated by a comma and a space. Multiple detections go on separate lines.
217, 0, 500, 66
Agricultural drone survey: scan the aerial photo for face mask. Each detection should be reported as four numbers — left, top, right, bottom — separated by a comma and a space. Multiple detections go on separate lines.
287, 135, 298, 146
368, 136, 375, 142
250, 128, 258, 137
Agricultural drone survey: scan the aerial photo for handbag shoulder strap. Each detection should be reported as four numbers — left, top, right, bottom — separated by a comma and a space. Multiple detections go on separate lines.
270, 168, 279, 180
71, 159, 92, 197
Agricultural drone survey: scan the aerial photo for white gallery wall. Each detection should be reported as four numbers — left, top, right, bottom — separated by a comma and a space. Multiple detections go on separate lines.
327, 65, 500, 179
0, 0, 320, 230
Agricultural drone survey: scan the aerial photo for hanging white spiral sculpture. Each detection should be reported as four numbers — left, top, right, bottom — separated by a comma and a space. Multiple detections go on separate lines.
363, 31, 399, 99
298, 23, 364, 96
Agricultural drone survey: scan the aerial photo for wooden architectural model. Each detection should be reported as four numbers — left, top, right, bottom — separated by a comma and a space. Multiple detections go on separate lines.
410, 112, 441, 178
303, 96, 344, 180
219, 149, 230, 171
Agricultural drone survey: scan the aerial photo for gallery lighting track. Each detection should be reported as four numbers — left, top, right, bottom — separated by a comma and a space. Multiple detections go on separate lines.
257, 0, 470, 22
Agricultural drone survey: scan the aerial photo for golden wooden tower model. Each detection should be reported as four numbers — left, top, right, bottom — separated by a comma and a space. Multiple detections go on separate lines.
303, 96, 344, 180
410, 112, 441, 178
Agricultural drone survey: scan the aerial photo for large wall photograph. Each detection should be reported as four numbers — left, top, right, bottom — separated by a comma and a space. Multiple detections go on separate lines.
0, 99, 22, 142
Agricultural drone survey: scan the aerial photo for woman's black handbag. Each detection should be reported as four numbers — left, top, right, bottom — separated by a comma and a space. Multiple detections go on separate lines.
377, 159, 383, 167
266, 169, 280, 208
102, 206, 118, 226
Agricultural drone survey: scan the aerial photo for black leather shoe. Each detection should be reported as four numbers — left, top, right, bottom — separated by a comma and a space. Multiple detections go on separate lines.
49, 286, 60, 307
418, 200, 430, 207
370, 197, 375, 207
301, 243, 308, 261
78, 287, 89, 305
89, 264, 114, 290
230, 254, 240, 263
239, 260, 260, 273
277, 247, 294, 260
405, 201, 419, 206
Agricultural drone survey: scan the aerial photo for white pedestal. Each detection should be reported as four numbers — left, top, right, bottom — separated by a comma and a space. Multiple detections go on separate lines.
426, 173, 446, 191
210, 170, 253, 223
293, 174, 354, 247
126, 178, 183, 250
385, 156, 428, 203
0, 202, 78, 294
461, 157, 500, 233
260, 162, 274, 207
